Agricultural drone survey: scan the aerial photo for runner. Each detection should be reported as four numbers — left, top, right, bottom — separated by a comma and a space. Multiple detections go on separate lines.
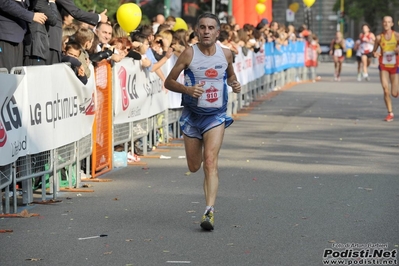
164, 13, 241, 231
358, 24, 375, 81
354, 39, 363, 81
372, 16, 399, 122
329, 31, 346, 81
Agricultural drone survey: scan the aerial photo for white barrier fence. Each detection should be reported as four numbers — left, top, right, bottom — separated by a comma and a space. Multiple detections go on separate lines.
0, 42, 308, 213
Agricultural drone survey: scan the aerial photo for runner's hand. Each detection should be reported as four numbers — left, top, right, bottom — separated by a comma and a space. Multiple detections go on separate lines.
228, 80, 241, 94
373, 51, 380, 58
187, 83, 204, 98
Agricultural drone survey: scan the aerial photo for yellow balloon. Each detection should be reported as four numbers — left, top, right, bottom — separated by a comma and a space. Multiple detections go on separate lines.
346, 48, 352, 58
303, 0, 316, 8
258, 0, 267, 3
255, 3, 266, 15
116, 3, 142, 33
172, 17, 188, 31
289, 2, 300, 13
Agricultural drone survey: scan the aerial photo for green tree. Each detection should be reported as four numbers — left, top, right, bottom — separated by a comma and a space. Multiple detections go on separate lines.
334, 0, 399, 32
73, 0, 155, 25
74, 0, 121, 22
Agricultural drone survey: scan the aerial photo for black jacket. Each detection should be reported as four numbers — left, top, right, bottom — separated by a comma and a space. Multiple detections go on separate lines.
0, 0, 34, 44
48, 0, 99, 52
24, 0, 57, 59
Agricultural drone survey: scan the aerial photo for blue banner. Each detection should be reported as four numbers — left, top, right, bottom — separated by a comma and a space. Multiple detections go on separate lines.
264, 41, 305, 75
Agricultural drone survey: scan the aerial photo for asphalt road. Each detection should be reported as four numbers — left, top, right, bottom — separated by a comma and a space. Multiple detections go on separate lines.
1, 62, 398, 266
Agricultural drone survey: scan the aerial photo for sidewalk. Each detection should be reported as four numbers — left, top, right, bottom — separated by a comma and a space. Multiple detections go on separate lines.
1, 63, 398, 266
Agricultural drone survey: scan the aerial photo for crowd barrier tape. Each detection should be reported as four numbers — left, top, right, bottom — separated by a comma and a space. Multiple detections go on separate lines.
0, 41, 306, 213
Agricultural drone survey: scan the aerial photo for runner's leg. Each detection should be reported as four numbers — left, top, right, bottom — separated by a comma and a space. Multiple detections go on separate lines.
361, 55, 369, 79
202, 124, 225, 207
183, 135, 203, 173
380, 70, 393, 113
389, 71, 398, 98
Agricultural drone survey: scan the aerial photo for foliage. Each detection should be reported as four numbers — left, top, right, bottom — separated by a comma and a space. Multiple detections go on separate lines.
74, 0, 155, 25
74, 0, 120, 22
333, 0, 399, 32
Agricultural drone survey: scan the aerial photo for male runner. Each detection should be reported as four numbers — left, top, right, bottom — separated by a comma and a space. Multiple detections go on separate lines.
164, 13, 241, 231
372, 16, 399, 122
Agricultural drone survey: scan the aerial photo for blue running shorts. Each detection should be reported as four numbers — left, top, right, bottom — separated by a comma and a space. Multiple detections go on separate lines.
179, 108, 234, 139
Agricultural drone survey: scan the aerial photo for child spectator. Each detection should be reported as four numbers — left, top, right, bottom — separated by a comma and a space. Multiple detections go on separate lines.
62, 41, 88, 84
62, 25, 78, 53
130, 33, 152, 69
72, 28, 94, 78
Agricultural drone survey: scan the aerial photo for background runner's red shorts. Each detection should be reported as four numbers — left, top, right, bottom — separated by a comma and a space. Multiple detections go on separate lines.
379, 65, 399, 75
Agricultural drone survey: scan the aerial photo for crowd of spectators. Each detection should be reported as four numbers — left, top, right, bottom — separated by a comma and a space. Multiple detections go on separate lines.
0, 0, 317, 83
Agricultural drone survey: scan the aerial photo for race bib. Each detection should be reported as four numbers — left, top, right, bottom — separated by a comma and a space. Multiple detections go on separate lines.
334, 49, 343, 57
197, 80, 223, 108
382, 51, 396, 66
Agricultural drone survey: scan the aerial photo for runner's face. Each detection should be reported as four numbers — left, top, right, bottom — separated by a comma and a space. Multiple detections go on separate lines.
362, 25, 369, 33
383, 17, 393, 31
196, 18, 220, 47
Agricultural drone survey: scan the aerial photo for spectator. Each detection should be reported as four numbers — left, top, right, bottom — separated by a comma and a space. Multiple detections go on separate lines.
171, 32, 187, 58
73, 28, 94, 78
156, 23, 170, 34
61, 9, 73, 27
173, 29, 189, 48
94, 21, 124, 63
188, 31, 198, 46
61, 25, 78, 53
151, 34, 165, 61
158, 30, 173, 53
152, 14, 165, 35
47, 0, 108, 65
62, 41, 88, 84
112, 23, 128, 38
0, 0, 47, 71
220, 23, 239, 54
95, 22, 113, 50
287, 25, 297, 42
109, 36, 131, 59
130, 33, 152, 69
23, 0, 58, 66
165, 16, 176, 30
269, 21, 279, 34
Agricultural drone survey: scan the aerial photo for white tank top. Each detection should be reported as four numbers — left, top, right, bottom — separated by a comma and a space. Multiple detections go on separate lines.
182, 44, 229, 115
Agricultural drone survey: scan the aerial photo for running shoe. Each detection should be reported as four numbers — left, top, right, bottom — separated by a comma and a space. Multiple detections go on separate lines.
357, 74, 361, 81
384, 113, 394, 122
200, 210, 214, 231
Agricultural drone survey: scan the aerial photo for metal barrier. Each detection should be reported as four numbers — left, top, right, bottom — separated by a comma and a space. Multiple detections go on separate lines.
0, 165, 13, 213
1, 62, 307, 214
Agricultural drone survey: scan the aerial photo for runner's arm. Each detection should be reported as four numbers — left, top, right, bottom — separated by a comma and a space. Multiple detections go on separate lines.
223, 48, 241, 94
164, 47, 203, 98
329, 39, 334, 55
372, 35, 381, 57
395, 32, 399, 54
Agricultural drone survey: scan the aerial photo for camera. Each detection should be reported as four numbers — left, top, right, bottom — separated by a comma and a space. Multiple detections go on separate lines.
89, 48, 113, 63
